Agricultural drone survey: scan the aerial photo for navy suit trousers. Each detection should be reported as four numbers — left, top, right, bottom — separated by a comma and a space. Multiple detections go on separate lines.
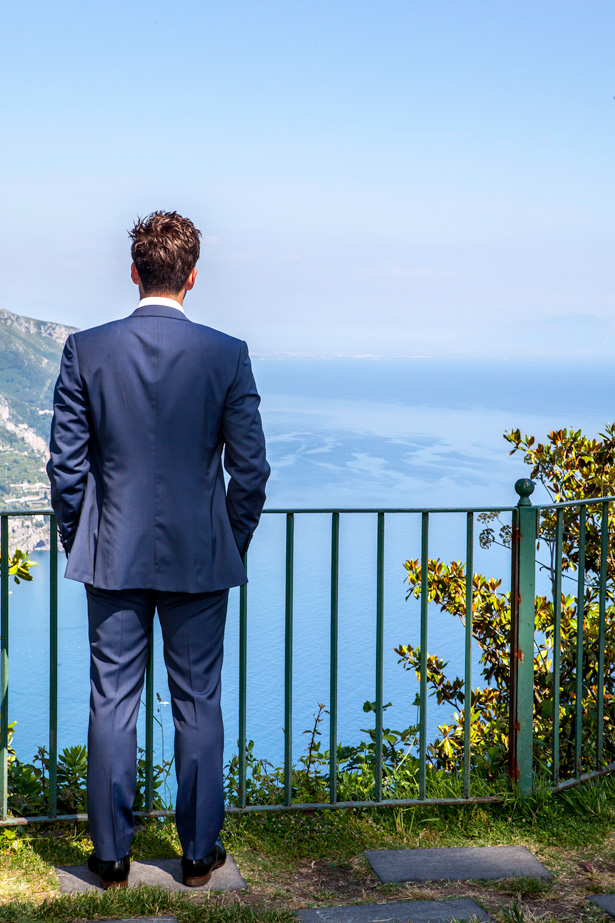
86, 585, 229, 861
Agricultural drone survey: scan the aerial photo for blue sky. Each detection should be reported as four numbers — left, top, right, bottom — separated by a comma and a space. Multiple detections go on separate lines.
2, 0, 613, 357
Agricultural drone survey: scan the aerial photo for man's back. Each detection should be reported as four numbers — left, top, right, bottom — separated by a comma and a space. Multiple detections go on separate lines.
47, 211, 269, 886
48, 303, 269, 592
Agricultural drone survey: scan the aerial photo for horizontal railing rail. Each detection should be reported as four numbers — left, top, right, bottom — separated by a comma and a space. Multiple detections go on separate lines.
1, 484, 614, 824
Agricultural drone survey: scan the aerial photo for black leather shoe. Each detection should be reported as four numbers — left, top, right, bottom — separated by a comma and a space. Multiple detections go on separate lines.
87, 851, 130, 889
181, 839, 226, 886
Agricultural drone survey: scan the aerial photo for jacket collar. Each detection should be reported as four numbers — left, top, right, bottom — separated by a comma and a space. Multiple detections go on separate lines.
129, 304, 189, 321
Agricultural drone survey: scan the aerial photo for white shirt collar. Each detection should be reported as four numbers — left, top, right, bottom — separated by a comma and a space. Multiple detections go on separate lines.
137, 296, 185, 314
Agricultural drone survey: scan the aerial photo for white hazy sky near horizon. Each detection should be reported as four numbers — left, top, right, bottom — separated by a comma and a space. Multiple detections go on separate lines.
1, 0, 614, 358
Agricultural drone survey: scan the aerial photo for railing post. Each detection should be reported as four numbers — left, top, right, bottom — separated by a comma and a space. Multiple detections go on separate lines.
374, 512, 385, 801
509, 478, 536, 795
283, 513, 294, 806
238, 556, 248, 809
48, 518, 58, 819
0, 516, 8, 821
329, 513, 339, 804
144, 635, 154, 814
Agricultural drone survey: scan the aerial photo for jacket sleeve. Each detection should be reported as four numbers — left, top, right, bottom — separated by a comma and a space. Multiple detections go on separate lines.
46, 334, 91, 553
222, 341, 270, 558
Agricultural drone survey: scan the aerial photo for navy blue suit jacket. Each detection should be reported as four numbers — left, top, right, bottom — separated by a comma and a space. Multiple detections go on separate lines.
47, 303, 270, 592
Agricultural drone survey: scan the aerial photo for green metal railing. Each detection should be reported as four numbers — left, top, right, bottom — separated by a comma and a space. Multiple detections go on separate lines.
508, 486, 615, 795
0, 480, 613, 824
241, 502, 514, 813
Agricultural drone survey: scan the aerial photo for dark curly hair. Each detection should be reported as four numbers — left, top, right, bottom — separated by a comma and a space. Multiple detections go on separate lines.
129, 211, 201, 295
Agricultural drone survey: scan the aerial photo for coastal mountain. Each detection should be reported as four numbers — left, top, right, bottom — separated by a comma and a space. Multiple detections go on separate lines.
0, 309, 76, 549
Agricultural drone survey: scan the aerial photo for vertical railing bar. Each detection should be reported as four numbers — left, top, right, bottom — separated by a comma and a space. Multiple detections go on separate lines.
48, 518, 58, 819
508, 507, 520, 786
329, 513, 339, 804
238, 554, 248, 809
419, 512, 429, 800
284, 513, 294, 806
463, 512, 473, 799
144, 634, 154, 813
574, 505, 586, 778
511, 479, 536, 795
374, 512, 385, 802
597, 501, 608, 767
552, 509, 563, 786
0, 516, 8, 821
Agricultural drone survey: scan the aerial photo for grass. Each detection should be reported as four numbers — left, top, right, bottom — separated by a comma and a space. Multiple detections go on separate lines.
2, 776, 615, 921
0, 888, 296, 923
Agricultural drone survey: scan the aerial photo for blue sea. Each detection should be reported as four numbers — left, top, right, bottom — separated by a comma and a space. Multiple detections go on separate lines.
6, 358, 614, 797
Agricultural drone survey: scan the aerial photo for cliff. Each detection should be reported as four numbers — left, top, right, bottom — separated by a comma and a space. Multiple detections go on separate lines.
0, 309, 78, 551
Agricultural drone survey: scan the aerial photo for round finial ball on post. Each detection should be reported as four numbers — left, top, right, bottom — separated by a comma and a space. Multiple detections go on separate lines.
515, 478, 535, 506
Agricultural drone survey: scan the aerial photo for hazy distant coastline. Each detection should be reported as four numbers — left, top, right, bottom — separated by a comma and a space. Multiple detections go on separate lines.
2, 307, 614, 554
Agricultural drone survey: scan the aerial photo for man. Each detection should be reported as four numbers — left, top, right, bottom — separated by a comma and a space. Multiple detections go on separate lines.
47, 211, 269, 889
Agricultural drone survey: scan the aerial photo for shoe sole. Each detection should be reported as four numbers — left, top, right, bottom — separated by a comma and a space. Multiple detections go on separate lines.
182, 859, 225, 888
100, 878, 129, 890
182, 870, 213, 887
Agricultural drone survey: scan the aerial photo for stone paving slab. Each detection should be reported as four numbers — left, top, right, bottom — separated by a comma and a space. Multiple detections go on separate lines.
590, 894, 615, 917
296, 899, 491, 923
365, 846, 552, 883
57, 856, 246, 893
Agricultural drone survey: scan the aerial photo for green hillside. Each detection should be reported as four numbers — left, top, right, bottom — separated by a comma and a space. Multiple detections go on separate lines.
0, 310, 76, 437
0, 309, 77, 511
